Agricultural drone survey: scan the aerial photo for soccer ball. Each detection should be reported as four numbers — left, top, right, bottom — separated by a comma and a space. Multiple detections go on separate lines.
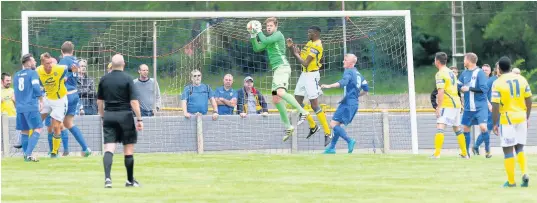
246, 20, 262, 34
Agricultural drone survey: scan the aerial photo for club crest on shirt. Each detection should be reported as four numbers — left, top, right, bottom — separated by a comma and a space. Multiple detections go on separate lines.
54, 72, 58, 76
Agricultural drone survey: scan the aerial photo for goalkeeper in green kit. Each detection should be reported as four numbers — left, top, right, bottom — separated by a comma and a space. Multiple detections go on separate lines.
249, 17, 310, 142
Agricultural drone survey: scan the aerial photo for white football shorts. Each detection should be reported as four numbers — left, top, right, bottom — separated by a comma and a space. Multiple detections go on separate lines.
294, 71, 322, 100
499, 121, 527, 147
436, 107, 461, 126
41, 96, 68, 122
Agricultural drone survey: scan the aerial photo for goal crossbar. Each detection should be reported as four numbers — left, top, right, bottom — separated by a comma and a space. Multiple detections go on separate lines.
21, 10, 418, 154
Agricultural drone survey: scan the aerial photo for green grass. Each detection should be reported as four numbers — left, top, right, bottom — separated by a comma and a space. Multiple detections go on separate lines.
2, 154, 536, 202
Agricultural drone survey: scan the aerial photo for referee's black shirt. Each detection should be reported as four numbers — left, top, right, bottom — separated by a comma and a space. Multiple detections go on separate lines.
97, 70, 139, 112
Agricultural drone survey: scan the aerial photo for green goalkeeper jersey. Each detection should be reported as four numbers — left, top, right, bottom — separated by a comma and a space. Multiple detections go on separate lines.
250, 31, 289, 70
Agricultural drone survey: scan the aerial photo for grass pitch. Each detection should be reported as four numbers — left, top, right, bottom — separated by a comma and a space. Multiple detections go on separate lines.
2, 153, 536, 203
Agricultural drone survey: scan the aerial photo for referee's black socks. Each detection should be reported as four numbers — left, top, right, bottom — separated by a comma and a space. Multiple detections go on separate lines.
124, 155, 134, 183
103, 151, 114, 180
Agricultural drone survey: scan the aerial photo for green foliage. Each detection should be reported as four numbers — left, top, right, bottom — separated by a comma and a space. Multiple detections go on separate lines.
2, 1, 537, 95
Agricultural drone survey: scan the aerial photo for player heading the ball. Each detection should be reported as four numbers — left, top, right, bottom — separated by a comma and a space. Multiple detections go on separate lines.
248, 17, 310, 142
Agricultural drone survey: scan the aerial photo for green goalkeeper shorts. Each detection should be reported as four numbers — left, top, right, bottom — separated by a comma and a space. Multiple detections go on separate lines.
271, 64, 291, 93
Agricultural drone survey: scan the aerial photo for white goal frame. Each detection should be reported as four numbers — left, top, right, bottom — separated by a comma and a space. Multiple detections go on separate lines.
21, 10, 419, 154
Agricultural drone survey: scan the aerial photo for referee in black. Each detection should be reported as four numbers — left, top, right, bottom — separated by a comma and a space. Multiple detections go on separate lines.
97, 54, 143, 188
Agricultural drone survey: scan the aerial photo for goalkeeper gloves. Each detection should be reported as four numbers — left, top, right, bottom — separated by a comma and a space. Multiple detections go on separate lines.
250, 32, 258, 39
250, 27, 261, 38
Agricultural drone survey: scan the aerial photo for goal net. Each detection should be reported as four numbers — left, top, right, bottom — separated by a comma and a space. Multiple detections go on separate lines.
5, 11, 417, 156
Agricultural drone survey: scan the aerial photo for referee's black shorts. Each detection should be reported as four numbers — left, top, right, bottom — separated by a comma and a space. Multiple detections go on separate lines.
103, 111, 137, 145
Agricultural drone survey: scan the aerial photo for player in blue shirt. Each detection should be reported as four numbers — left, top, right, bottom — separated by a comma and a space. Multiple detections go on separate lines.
458, 53, 489, 158
473, 63, 497, 158
14, 53, 43, 162
321, 54, 369, 154
58, 41, 91, 157
214, 74, 237, 115
181, 69, 219, 120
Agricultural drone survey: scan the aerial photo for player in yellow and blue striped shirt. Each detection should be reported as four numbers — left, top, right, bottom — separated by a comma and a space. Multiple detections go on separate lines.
491, 56, 532, 188
431, 52, 467, 159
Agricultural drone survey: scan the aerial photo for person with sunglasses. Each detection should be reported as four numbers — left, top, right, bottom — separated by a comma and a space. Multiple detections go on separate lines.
180, 69, 218, 120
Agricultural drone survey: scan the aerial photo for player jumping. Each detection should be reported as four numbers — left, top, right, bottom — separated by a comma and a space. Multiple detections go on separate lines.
249, 17, 310, 142
286, 26, 332, 146
14, 54, 43, 162
59, 41, 91, 157
472, 63, 497, 158
431, 52, 468, 159
491, 56, 532, 187
459, 53, 489, 158
37, 52, 77, 158
320, 54, 368, 154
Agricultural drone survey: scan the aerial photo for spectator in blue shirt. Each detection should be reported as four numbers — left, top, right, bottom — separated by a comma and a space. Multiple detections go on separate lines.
181, 69, 218, 120
214, 74, 237, 115
237, 76, 268, 118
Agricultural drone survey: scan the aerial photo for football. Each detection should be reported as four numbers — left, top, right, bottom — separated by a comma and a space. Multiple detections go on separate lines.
246, 20, 262, 34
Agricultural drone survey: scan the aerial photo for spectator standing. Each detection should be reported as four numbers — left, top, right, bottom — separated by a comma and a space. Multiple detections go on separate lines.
133, 64, 161, 117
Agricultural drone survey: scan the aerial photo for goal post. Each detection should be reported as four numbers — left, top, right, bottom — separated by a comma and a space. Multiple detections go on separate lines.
20, 10, 419, 155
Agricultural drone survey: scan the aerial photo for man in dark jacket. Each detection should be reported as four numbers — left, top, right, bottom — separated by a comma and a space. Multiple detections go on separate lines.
237, 76, 268, 117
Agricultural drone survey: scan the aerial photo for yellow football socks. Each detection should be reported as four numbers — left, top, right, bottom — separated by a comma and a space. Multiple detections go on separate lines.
456, 132, 467, 157
517, 151, 527, 175
306, 114, 316, 129
52, 135, 61, 154
504, 153, 516, 185
317, 111, 331, 136
434, 130, 445, 157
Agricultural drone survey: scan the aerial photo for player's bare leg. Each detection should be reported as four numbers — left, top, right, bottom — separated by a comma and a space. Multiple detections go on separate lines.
502, 145, 517, 187
123, 144, 139, 187
103, 143, 116, 188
